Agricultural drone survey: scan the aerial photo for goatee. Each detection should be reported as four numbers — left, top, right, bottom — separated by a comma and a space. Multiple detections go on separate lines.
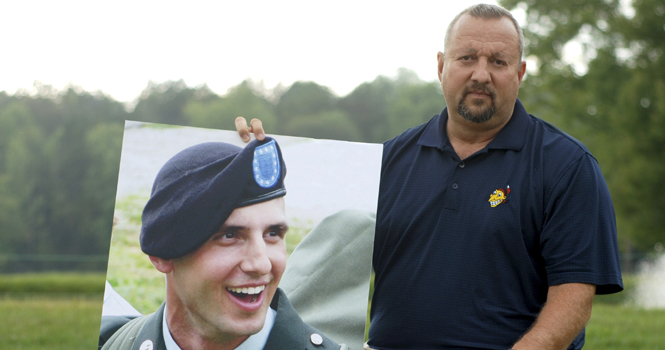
457, 83, 496, 123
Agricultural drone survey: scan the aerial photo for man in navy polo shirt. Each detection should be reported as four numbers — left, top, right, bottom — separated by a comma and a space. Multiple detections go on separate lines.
236, 4, 623, 349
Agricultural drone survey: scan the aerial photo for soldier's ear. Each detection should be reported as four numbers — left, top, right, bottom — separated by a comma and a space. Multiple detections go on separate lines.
149, 255, 174, 273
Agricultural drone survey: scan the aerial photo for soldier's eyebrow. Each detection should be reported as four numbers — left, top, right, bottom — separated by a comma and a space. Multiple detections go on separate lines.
213, 222, 289, 236
218, 225, 244, 233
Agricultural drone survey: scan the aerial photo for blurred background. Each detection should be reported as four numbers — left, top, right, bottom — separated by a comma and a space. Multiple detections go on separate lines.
0, 0, 663, 348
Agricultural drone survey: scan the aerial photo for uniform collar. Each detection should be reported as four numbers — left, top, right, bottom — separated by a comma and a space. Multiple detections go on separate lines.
417, 99, 529, 152
263, 288, 306, 348
162, 299, 277, 350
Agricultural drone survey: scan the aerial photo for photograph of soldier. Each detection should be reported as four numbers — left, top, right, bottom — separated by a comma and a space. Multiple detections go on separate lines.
100, 123, 382, 350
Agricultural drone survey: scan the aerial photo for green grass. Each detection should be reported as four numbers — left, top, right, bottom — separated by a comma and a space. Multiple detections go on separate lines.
107, 195, 166, 313
585, 303, 665, 349
0, 270, 663, 349
0, 272, 105, 295
0, 295, 102, 349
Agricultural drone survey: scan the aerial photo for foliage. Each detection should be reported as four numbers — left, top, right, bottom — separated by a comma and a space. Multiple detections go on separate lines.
3, 3, 664, 268
282, 111, 361, 141
0, 88, 125, 271
500, 0, 665, 253
184, 80, 277, 131
340, 69, 445, 142
132, 80, 215, 125
0, 72, 449, 272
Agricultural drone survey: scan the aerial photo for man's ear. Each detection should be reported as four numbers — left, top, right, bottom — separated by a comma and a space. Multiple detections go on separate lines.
437, 51, 445, 83
518, 60, 527, 85
149, 255, 174, 273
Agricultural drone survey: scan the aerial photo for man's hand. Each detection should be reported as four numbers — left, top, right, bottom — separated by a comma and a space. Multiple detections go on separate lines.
235, 116, 265, 142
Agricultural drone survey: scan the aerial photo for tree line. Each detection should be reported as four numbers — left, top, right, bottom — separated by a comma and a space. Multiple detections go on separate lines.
0, 69, 444, 271
0, 0, 662, 271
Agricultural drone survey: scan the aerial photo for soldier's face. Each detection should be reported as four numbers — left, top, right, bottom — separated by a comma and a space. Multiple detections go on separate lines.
167, 198, 288, 345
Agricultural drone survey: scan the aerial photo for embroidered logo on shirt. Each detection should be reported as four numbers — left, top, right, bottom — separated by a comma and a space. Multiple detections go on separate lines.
488, 185, 510, 207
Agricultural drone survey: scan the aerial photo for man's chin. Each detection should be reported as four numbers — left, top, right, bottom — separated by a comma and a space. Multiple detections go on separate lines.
459, 106, 494, 124
457, 99, 494, 124
237, 315, 268, 336
220, 310, 269, 339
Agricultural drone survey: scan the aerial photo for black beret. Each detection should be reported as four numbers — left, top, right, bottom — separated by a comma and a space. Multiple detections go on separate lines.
140, 138, 287, 259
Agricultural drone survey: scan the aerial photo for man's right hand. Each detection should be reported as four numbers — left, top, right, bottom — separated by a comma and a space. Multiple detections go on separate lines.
235, 116, 265, 143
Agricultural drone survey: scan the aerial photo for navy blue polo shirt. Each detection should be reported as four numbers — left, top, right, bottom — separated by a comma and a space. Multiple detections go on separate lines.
369, 99, 623, 350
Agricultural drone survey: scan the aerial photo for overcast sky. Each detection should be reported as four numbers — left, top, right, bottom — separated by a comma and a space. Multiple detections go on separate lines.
3, 1, 524, 104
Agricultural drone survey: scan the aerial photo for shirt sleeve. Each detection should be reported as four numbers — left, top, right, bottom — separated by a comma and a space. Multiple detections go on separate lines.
540, 153, 623, 294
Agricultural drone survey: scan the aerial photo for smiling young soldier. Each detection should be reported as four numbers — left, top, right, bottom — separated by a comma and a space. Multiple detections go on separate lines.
100, 138, 344, 350
237, 4, 623, 350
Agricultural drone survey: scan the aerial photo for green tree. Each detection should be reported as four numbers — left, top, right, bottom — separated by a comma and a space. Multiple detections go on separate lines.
340, 69, 446, 143
500, 0, 665, 253
387, 80, 444, 138
184, 80, 277, 132
274, 82, 338, 132
340, 76, 396, 143
132, 80, 214, 125
282, 111, 361, 141
0, 87, 127, 270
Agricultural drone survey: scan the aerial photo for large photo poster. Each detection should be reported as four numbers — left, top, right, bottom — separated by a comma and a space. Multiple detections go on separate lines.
102, 121, 382, 350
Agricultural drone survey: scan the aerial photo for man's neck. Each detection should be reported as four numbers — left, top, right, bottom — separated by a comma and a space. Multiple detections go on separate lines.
165, 305, 248, 350
446, 111, 511, 160
173, 335, 247, 350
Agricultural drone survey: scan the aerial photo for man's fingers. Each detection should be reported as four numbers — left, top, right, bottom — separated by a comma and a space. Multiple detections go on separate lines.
235, 116, 251, 142
249, 118, 265, 141
235, 116, 266, 142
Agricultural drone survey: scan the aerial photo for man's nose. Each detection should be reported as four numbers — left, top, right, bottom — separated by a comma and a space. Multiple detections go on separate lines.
471, 58, 491, 84
240, 237, 272, 276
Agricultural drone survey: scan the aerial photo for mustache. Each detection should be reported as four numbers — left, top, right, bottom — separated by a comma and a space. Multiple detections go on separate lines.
463, 82, 496, 99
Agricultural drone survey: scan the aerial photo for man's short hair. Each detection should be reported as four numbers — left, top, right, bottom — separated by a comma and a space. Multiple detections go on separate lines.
443, 4, 524, 62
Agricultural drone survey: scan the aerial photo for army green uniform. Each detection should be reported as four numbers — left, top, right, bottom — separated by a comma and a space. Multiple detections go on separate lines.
101, 288, 345, 350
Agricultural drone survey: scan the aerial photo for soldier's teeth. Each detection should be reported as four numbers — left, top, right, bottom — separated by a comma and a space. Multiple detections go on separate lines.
227, 285, 266, 295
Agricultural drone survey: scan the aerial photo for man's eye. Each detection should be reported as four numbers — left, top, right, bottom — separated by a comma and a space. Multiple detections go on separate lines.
223, 232, 236, 239
265, 229, 286, 239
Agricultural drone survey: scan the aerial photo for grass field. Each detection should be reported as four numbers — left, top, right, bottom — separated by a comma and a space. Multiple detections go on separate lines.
0, 296, 101, 349
585, 303, 665, 349
0, 272, 105, 349
0, 271, 664, 348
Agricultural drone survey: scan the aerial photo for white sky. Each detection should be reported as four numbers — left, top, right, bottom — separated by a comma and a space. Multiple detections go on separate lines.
2, 0, 509, 103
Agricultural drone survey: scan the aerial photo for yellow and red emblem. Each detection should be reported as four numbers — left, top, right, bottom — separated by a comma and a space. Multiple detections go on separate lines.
488, 186, 510, 207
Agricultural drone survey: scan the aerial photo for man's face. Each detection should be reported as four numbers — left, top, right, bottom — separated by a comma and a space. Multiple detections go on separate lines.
438, 15, 526, 127
166, 197, 288, 345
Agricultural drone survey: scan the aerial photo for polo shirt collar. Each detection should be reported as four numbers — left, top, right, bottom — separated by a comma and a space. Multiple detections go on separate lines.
417, 98, 529, 152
